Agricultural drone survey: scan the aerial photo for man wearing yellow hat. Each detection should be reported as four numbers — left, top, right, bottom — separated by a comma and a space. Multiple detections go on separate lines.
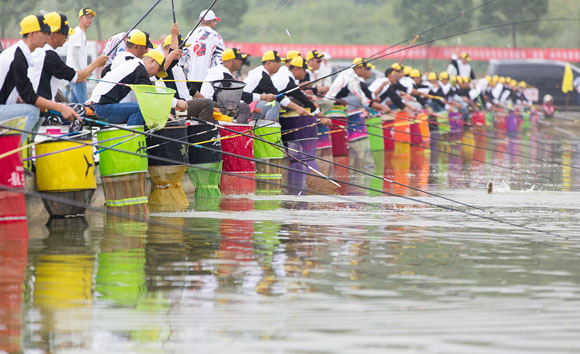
301, 50, 329, 96
272, 50, 301, 88
328, 58, 391, 112
1, 14, 79, 143
244, 50, 308, 119
88, 49, 188, 125
103, 29, 156, 77
66, 7, 96, 103
273, 56, 319, 115
447, 52, 475, 81
29, 12, 108, 102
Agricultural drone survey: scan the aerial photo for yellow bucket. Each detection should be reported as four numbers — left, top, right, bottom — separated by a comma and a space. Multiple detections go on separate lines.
36, 140, 96, 191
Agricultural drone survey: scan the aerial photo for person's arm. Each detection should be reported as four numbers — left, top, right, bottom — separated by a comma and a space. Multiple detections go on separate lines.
76, 55, 108, 82
285, 79, 318, 113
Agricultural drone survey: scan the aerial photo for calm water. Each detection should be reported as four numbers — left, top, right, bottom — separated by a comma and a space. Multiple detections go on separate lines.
2, 123, 580, 353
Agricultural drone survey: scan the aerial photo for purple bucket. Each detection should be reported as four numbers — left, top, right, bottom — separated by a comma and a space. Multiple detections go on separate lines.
448, 112, 463, 134
507, 112, 518, 133
280, 113, 318, 143
347, 111, 368, 141
286, 138, 319, 194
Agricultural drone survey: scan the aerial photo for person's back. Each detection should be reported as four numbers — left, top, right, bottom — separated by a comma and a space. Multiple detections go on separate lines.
186, 10, 225, 90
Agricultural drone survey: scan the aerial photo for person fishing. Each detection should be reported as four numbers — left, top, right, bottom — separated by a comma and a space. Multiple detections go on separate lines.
87, 50, 187, 125
200, 47, 273, 122
272, 50, 301, 86
101, 31, 127, 72
0, 14, 79, 143
28, 12, 108, 102
447, 52, 476, 80
272, 56, 325, 119
369, 67, 415, 113
327, 57, 391, 113
159, 23, 215, 123
186, 9, 225, 94
104, 30, 155, 73
302, 50, 330, 97
243, 50, 308, 120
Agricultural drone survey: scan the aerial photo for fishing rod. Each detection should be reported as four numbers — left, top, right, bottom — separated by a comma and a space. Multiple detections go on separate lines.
279, 17, 580, 99
180, 0, 219, 49
0, 129, 90, 161
398, 0, 444, 67
186, 117, 493, 212
324, 117, 553, 181
171, 0, 176, 24
106, 0, 164, 56
366, 0, 498, 62
3, 123, 561, 238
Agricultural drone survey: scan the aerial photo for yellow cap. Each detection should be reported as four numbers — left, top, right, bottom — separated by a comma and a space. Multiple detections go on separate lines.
519, 81, 527, 88
143, 50, 168, 78
391, 63, 402, 71
427, 72, 437, 81
284, 50, 301, 63
505, 76, 512, 83
79, 8, 96, 17
492, 75, 499, 81
485, 75, 491, 82
222, 48, 247, 61
262, 50, 282, 63
289, 56, 308, 70
456, 76, 464, 84
162, 34, 190, 48
128, 30, 156, 49
410, 69, 421, 78
403, 66, 413, 75
306, 50, 324, 61
19, 14, 51, 35
462, 76, 470, 83
439, 71, 449, 80
352, 57, 374, 69
498, 77, 506, 84
460, 52, 471, 62
44, 12, 75, 36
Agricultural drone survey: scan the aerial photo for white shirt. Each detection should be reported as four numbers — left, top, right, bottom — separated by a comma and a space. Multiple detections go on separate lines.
327, 68, 371, 106
185, 25, 225, 81
110, 51, 137, 71
369, 77, 390, 98
66, 26, 87, 71
29, 43, 78, 101
244, 66, 290, 106
102, 32, 126, 66
200, 64, 232, 99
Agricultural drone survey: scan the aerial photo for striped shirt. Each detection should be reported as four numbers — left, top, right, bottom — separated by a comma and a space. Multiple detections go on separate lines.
29, 43, 78, 101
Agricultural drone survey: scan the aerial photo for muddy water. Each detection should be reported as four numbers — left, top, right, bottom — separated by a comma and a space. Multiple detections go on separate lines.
3, 123, 580, 353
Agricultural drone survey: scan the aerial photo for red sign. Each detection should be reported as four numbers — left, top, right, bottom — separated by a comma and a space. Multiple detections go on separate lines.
2, 38, 579, 62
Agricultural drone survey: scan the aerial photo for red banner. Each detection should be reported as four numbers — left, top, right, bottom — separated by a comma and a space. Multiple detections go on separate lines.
2, 38, 580, 62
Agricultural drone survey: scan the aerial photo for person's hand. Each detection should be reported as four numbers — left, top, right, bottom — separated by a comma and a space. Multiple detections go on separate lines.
261, 93, 276, 102
319, 117, 331, 126
167, 49, 182, 62
58, 104, 80, 122
170, 23, 179, 36
295, 106, 309, 116
318, 86, 329, 95
175, 100, 188, 112
94, 55, 108, 67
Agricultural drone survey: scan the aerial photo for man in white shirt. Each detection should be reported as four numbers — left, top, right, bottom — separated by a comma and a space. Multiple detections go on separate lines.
447, 52, 475, 80
186, 9, 225, 94
66, 7, 95, 103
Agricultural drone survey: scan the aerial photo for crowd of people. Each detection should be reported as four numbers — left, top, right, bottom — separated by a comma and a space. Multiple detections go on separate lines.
1, 7, 538, 149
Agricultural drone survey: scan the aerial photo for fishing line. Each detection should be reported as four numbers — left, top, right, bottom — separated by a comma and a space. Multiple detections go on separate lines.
181, 0, 219, 49
280, 17, 580, 98
106, 0, 164, 56
2, 123, 561, 238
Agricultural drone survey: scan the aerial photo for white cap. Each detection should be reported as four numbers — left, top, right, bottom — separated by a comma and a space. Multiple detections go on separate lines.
199, 9, 221, 21
321, 51, 331, 60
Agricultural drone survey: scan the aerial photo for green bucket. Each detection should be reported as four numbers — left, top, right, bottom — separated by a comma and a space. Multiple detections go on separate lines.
132, 84, 176, 129
97, 126, 148, 177
485, 111, 494, 127
366, 116, 384, 152
187, 160, 223, 198
253, 122, 284, 159
437, 112, 450, 134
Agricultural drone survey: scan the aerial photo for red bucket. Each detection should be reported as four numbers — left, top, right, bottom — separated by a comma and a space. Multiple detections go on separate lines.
0, 134, 24, 189
471, 111, 486, 127
382, 118, 395, 151
219, 123, 256, 195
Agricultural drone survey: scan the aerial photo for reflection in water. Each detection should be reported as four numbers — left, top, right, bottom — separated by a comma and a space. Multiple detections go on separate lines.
12, 120, 580, 352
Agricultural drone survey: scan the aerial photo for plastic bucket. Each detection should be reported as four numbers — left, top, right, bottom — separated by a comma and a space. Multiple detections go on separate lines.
212, 79, 246, 118
219, 122, 255, 195
279, 111, 318, 143
437, 112, 451, 134
326, 110, 349, 157
253, 121, 284, 159
471, 111, 486, 127
146, 123, 189, 166
347, 109, 368, 141
97, 126, 148, 177
187, 122, 222, 198
366, 116, 384, 152
132, 84, 175, 129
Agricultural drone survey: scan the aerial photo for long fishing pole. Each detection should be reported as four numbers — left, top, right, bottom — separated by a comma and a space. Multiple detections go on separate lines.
180, 0, 219, 49
106, 0, 164, 56
171, 0, 176, 24
3, 123, 561, 238
280, 17, 580, 99
366, 0, 498, 62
